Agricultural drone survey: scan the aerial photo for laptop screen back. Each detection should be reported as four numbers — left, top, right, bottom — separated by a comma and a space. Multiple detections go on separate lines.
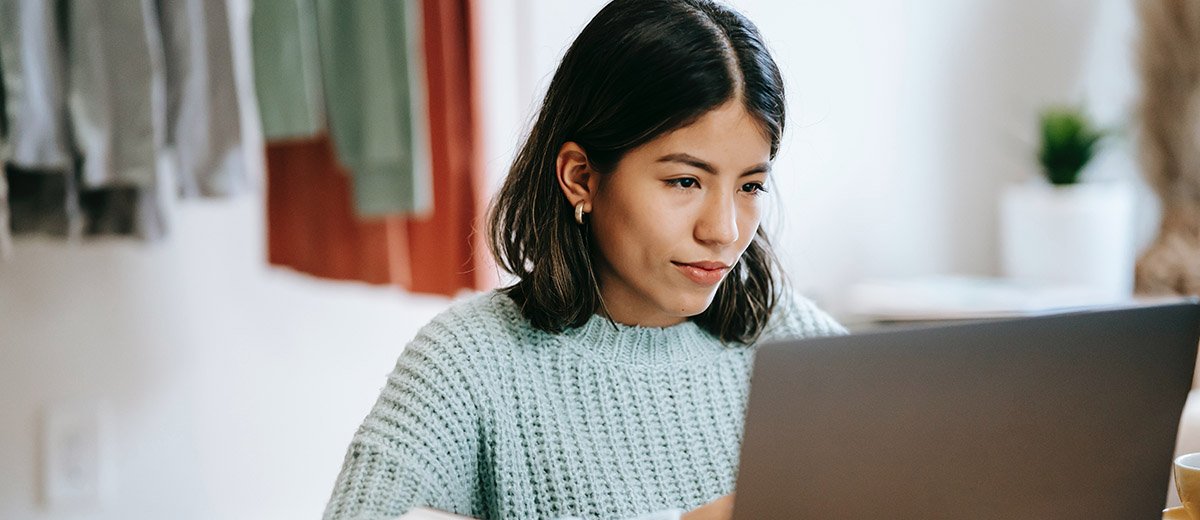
734, 302, 1200, 519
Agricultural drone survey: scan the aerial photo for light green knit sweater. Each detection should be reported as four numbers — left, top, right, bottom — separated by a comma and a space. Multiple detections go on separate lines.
323, 289, 845, 520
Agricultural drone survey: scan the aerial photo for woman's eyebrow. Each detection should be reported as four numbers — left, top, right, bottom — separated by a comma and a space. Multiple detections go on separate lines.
655, 153, 770, 176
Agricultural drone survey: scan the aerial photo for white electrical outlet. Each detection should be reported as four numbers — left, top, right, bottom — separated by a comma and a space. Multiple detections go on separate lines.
42, 401, 113, 510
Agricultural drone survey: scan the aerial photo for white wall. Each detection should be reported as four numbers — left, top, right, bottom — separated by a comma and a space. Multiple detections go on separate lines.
0, 199, 451, 520
0, 1, 1148, 518
740, 0, 1147, 312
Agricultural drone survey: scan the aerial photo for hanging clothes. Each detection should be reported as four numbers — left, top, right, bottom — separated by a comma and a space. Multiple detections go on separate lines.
5, 160, 169, 240
1, 0, 76, 238
315, 0, 432, 217
266, 135, 412, 286
0, 173, 11, 259
63, 0, 168, 240
0, 0, 73, 170
4, 164, 78, 236
157, 0, 247, 198
0, 0, 79, 240
404, 0, 487, 295
66, 0, 164, 189
0, 0, 247, 243
64, 0, 164, 190
250, 0, 325, 141
0, 56, 11, 258
259, 0, 487, 297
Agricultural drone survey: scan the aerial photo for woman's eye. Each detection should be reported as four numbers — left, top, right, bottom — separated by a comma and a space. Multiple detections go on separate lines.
742, 182, 768, 195
666, 178, 699, 189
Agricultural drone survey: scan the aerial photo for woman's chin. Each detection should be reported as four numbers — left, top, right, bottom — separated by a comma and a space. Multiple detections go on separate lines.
666, 290, 720, 317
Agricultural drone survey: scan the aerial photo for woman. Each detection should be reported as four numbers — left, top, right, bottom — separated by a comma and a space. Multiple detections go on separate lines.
322, 1, 845, 519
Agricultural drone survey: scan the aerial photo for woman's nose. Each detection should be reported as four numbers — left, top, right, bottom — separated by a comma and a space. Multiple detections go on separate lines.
695, 193, 739, 246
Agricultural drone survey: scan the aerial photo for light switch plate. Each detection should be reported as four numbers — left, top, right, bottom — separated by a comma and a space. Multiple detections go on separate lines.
42, 401, 113, 510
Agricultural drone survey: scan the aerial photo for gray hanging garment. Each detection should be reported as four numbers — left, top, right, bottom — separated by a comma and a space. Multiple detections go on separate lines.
64, 0, 168, 240
0, 0, 73, 170
0, 52, 11, 257
0, 1, 81, 238
157, 0, 246, 198
65, 0, 164, 189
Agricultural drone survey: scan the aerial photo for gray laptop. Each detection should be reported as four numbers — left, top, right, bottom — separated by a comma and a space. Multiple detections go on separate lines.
733, 301, 1200, 519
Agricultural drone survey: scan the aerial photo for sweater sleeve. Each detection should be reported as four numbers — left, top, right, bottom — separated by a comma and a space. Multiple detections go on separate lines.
759, 289, 847, 344
323, 325, 482, 520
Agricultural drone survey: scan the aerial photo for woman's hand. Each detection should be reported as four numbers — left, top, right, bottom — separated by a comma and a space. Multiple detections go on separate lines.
681, 493, 734, 520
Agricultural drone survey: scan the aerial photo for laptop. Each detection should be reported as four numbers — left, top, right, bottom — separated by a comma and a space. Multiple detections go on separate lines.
733, 301, 1200, 519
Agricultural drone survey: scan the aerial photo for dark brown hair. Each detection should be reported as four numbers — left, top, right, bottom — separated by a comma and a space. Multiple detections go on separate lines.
487, 0, 787, 343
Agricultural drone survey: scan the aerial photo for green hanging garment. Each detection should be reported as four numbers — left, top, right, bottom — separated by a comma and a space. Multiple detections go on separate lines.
315, 0, 432, 217
251, 0, 325, 141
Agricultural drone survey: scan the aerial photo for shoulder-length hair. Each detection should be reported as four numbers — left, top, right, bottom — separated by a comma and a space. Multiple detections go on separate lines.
487, 0, 787, 344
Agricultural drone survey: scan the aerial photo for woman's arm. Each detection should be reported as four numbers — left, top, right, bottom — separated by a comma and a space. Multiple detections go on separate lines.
323, 325, 482, 520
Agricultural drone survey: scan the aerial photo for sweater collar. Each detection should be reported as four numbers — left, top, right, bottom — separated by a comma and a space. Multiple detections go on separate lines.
562, 312, 726, 366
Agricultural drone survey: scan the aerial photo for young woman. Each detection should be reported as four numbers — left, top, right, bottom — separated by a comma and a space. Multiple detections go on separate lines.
322, 1, 845, 519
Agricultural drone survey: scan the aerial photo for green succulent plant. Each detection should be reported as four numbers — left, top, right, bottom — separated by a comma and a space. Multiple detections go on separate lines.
1038, 107, 1107, 185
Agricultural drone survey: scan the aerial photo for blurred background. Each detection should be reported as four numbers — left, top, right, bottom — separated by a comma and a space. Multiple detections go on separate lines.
0, 0, 1190, 518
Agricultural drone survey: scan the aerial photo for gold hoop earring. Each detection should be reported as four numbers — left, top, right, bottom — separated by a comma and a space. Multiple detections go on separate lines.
575, 202, 587, 225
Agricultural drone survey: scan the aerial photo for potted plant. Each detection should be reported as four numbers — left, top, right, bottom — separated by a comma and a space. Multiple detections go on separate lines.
1037, 108, 1107, 185
999, 106, 1136, 303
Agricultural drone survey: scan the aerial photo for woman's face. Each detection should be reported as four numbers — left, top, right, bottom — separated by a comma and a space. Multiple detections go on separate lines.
587, 101, 772, 327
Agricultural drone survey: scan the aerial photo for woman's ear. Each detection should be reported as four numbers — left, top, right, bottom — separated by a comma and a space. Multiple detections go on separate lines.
555, 141, 598, 211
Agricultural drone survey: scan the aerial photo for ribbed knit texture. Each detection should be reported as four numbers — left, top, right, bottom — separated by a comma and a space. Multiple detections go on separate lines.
323, 289, 846, 520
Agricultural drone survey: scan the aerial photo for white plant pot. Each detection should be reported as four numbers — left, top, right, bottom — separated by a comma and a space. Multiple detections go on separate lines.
999, 181, 1136, 303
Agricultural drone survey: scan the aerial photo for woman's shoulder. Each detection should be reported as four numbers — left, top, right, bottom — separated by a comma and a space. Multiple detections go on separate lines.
757, 289, 847, 345
433, 288, 521, 324
411, 289, 528, 355
387, 290, 526, 396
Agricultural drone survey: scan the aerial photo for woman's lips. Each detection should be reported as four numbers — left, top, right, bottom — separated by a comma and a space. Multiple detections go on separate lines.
672, 261, 730, 285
